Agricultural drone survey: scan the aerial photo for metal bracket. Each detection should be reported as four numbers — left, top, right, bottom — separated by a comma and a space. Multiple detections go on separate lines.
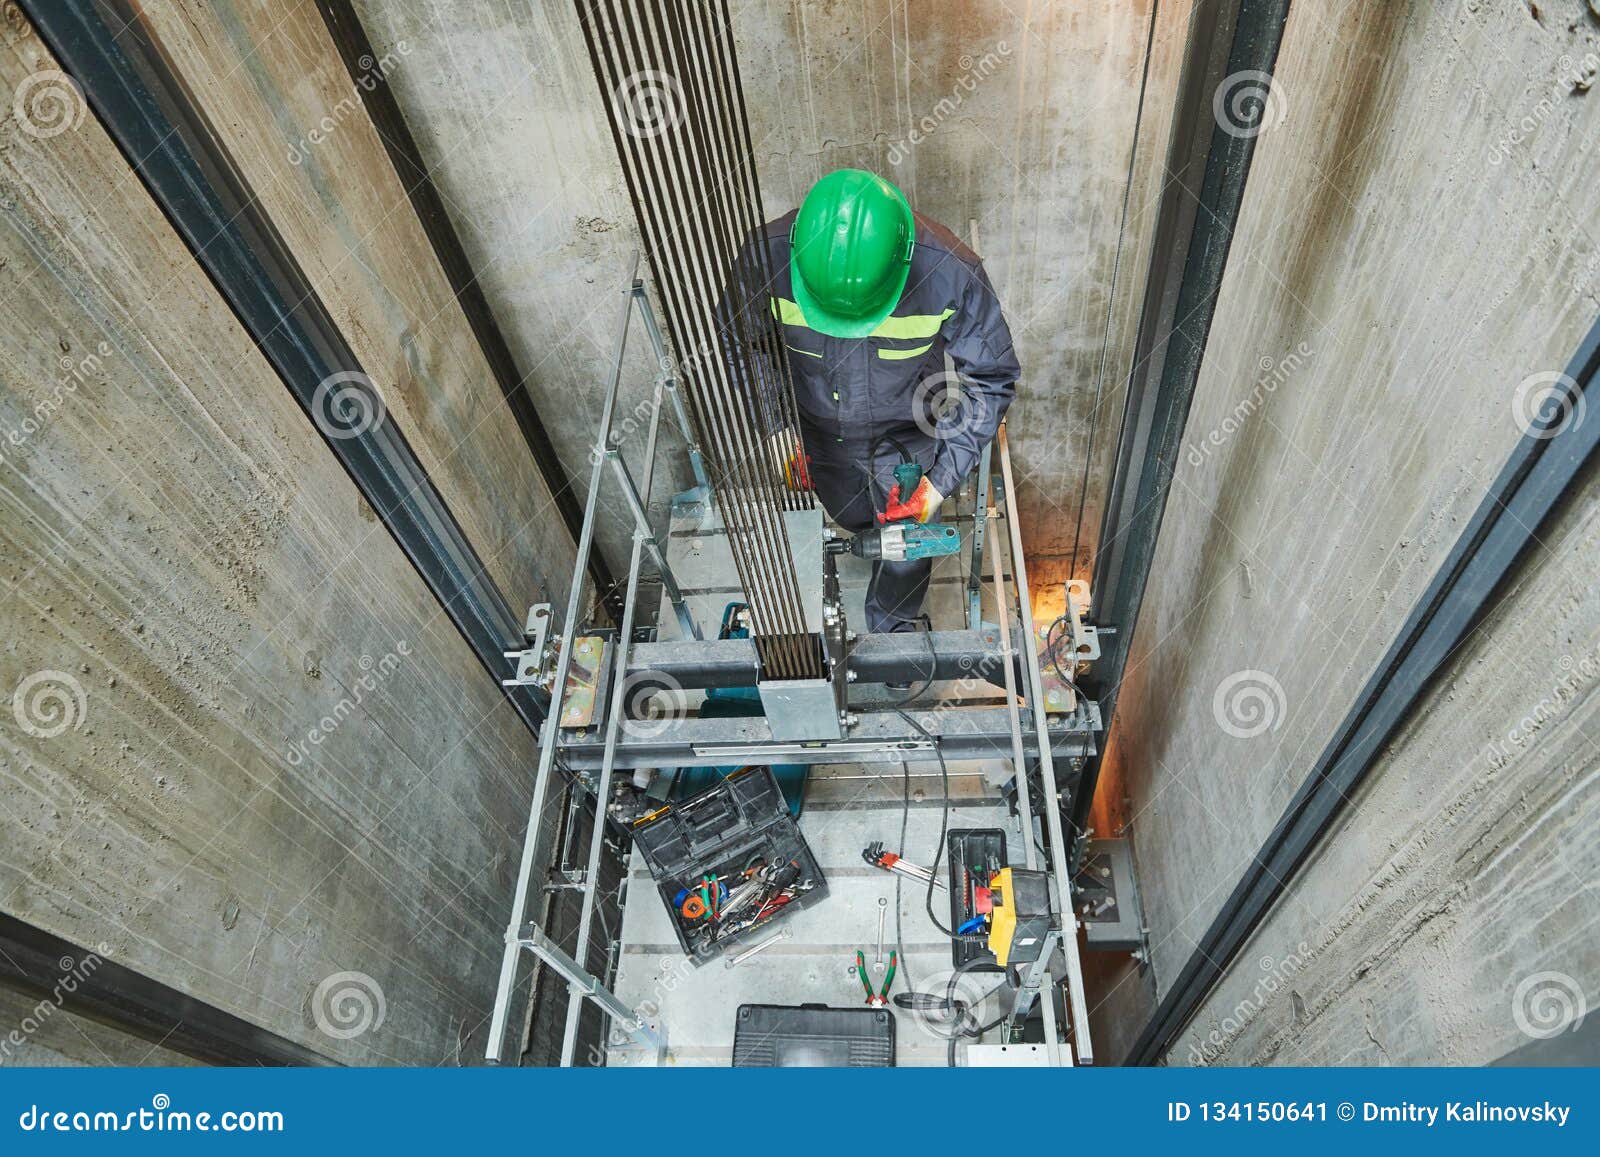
556, 635, 610, 729
1065, 580, 1101, 662
1005, 927, 1064, 1041
1077, 837, 1148, 955
502, 603, 552, 689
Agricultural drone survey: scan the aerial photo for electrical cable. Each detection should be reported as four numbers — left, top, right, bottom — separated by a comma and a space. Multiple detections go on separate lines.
892, 954, 1011, 1066
1069, 0, 1162, 581
1044, 613, 1086, 700
890, 613, 939, 704
897, 709, 956, 938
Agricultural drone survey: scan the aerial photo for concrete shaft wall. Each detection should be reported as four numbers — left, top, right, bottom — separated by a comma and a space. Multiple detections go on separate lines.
1104, 0, 1600, 1064
0, 7, 559, 1063
354, 0, 1168, 591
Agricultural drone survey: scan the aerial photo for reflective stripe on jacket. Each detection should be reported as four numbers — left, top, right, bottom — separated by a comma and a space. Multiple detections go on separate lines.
723, 209, 1020, 498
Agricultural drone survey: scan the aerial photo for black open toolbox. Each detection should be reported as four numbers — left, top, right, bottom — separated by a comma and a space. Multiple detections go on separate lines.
631, 766, 827, 963
947, 828, 1007, 971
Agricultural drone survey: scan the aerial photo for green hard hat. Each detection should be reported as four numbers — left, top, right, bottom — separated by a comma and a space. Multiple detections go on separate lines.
789, 169, 915, 339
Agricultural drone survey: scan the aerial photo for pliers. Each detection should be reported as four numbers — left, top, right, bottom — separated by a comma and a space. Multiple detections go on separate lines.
855, 949, 897, 1006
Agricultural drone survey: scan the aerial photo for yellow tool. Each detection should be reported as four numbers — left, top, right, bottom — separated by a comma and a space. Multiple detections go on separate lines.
986, 867, 1052, 968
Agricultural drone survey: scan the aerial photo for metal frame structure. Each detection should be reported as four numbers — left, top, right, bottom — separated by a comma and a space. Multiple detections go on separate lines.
485, 265, 1104, 1065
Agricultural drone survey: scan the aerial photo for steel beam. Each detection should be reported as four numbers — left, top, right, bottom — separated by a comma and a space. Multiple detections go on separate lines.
0, 914, 327, 1067
487, 258, 640, 1063
560, 374, 664, 1065
621, 629, 1023, 690
997, 424, 1094, 1065
556, 703, 1099, 770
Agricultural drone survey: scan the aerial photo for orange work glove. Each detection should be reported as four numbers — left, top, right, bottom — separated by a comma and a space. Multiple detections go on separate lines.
877, 477, 944, 524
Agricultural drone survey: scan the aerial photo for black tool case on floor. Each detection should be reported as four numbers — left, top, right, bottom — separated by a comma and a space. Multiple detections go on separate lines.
631, 766, 827, 964
947, 828, 1008, 971
732, 1003, 895, 1067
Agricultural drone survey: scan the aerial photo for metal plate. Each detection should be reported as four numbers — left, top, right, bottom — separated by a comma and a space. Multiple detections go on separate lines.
758, 678, 843, 742
557, 636, 609, 729
964, 1043, 1050, 1067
